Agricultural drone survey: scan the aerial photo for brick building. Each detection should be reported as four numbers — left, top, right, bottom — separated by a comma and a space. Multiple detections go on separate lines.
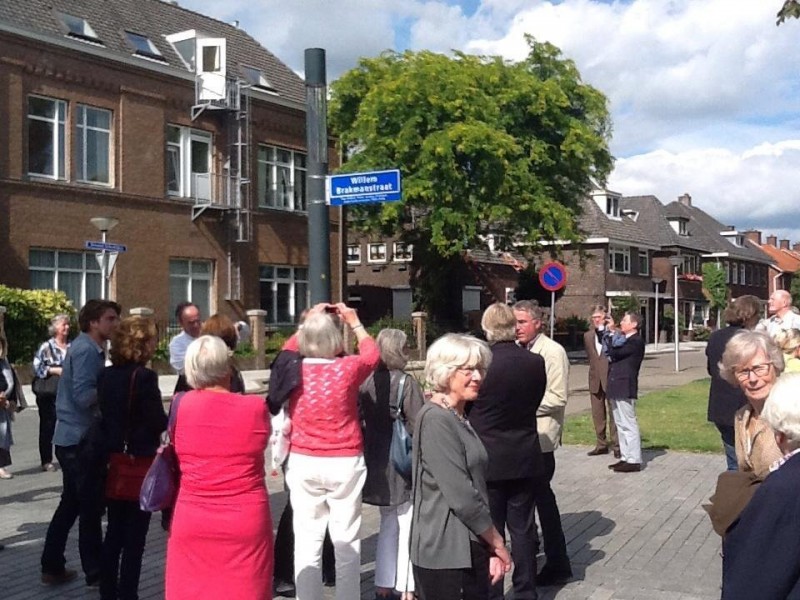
0, 0, 339, 326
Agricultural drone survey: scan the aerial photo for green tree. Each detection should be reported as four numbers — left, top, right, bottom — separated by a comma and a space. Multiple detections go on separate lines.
329, 37, 613, 317
778, 1, 800, 24
702, 262, 728, 328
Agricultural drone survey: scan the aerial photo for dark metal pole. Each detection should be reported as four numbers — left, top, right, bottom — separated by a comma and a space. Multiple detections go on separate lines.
305, 48, 330, 304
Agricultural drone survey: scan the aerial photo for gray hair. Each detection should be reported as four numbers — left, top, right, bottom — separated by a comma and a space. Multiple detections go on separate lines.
762, 373, 800, 450
185, 335, 232, 390
298, 312, 343, 359
513, 300, 544, 321
48, 314, 70, 337
719, 330, 785, 386
376, 328, 408, 370
425, 333, 492, 393
481, 303, 516, 343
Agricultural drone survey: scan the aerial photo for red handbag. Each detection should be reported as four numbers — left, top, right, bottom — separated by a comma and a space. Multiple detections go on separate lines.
105, 367, 153, 502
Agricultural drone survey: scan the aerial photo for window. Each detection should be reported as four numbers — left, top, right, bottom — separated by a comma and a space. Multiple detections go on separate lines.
29, 248, 101, 307
606, 196, 619, 218
739, 263, 746, 285
638, 250, 649, 276
241, 65, 274, 90
346, 245, 361, 264
167, 125, 211, 199
368, 243, 387, 263
169, 259, 212, 319
669, 218, 687, 236
724, 261, 730, 284
202, 45, 221, 72
680, 255, 698, 275
75, 105, 111, 184
125, 31, 163, 60
57, 13, 100, 43
393, 242, 413, 262
608, 245, 630, 273
28, 96, 67, 179
259, 266, 308, 324
731, 261, 739, 284
257, 145, 306, 211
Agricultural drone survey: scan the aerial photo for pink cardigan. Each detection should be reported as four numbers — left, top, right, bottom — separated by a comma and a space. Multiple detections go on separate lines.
284, 333, 380, 456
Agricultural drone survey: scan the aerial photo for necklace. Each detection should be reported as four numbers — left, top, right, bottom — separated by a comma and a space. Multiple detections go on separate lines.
439, 396, 468, 425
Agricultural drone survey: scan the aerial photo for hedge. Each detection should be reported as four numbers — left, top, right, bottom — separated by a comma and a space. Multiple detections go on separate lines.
0, 285, 76, 364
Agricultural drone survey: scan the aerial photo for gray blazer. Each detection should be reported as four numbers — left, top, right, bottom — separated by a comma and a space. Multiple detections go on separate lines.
410, 402, 493, 570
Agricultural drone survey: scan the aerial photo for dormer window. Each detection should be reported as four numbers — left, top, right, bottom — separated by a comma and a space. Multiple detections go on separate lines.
720, 230, 743, 247
57, 13, 101, 44
669, 218, 688, 236
241, 65, 276, 91
606, 196, 619, 218
166, 30, 197, 70
125, 31, 164, 60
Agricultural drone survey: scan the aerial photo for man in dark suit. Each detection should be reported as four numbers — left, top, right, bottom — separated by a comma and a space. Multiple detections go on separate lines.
605, 312, 646, 473
584, 305, 619, 457
470, 303, 547, 600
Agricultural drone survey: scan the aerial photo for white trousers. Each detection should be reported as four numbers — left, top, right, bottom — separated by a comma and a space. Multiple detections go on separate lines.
375, 502, 415, 593
285, 453, 367, 600
610, 398, 642, 464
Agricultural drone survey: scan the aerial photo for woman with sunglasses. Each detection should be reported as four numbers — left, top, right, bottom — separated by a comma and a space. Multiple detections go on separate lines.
410, 334, 511, 600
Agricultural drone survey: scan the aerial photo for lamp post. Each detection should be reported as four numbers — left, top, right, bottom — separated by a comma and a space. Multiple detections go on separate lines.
651, 277, 664, 350
90, 217, 119, 299
668, 255, 683, 372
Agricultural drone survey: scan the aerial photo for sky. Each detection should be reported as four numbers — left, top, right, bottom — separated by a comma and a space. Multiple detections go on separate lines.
179, 0, 800, 245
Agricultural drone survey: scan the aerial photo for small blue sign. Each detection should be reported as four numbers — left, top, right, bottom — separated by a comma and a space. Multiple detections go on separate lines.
326, 169, 401, 206
85, 240, 127, 253
538, 262, 567, 292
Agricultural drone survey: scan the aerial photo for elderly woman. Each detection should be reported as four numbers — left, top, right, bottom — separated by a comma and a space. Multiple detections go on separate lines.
98, 316, 167, 600
706, 295, 761, 471
33, 314, 71, 472
200, 313, 245, 393
165, 336, 273, 600
411, 333, 512, 600
722, 373, 800, 599
775, 328, 800, 373
468, 304, 546, 600
282, 302, 380, 600
719, 330, 785, 478
360, 328, 425, 600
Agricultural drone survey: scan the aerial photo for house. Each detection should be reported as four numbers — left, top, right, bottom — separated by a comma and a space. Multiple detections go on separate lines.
747, 233, 800, 295
0, 0, 339, 327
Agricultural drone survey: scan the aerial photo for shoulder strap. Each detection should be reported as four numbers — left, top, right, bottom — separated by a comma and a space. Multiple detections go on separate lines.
168, 391, 185, 440
396, 374, 408, 418
121, 367, 141, 452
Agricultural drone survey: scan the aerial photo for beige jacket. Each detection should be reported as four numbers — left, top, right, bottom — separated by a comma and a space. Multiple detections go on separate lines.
528, 334, 570, 453
734, 404, 782, 479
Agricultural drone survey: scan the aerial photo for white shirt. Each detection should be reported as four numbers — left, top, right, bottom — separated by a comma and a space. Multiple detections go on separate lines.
168, 331, 196, 373
757, 310, 800, 339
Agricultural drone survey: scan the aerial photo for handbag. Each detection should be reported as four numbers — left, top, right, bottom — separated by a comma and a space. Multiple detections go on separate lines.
389, 374, 413, 478
106, 368, 153, 501
32, 375, 60, 397
140, 392, 184, 512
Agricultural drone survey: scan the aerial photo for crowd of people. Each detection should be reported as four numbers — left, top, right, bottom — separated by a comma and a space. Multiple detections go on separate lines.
0, 286, 798, 598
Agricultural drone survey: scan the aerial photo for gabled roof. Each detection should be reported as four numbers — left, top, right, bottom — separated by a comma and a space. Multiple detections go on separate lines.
756, 243, 800, 273
621, 195, 709, 252
0, 0, 305, 106
577, 196, 657, 248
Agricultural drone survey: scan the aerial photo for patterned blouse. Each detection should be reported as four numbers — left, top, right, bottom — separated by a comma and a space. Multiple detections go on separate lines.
33, 338, 69, 380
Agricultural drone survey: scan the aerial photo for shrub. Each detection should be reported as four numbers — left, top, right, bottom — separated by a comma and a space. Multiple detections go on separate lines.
0, 285, 76, 364
692, 326, 711, 341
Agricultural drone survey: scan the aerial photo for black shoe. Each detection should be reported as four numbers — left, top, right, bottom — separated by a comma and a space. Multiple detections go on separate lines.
607, 460, 625, 470
587, 446, 609, 456
274, 579, 296, 597
41, 569, 78, 586
537, 563, 572, 586
613, 462, 642, 473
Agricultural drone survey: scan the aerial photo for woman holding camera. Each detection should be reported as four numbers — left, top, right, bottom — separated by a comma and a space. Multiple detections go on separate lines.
282, 303, 380, 600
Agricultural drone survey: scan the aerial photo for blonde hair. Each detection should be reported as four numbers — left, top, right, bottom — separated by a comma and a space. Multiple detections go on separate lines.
775, 328, 800, 355
481, 303, 516, 343
425, 334, 492, 393
109, 316, 158, 366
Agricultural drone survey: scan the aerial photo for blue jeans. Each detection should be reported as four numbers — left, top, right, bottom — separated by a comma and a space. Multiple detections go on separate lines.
716, 424, 738, 471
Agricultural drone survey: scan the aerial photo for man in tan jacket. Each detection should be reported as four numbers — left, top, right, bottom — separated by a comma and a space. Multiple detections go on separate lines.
584, 305, 619, 457
513, 300, 572, 586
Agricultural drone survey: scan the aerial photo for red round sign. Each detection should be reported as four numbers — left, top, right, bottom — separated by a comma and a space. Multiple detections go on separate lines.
538, 262, 567, 292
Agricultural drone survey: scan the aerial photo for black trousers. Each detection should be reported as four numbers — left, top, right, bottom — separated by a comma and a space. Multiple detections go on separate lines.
40, 444, 104, 580
100, 499, 152, 600
487, 477, 539, 600
36, 393, 57, 465
533, 452, 570, 571
414, 540, 490, 600
273, 492, 335, 584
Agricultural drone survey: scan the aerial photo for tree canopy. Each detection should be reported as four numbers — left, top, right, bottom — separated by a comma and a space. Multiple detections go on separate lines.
778, 0, 800, 24
329, 37, 613, 316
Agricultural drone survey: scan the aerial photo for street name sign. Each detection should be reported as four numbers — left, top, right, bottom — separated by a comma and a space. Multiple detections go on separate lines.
326, 169, 401, 206
85, 240, 127, 253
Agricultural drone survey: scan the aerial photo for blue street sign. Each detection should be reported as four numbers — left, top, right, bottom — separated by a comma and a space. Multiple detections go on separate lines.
85, 240, 127, 253
326, 169, 401, 206
538, 262, 567, 292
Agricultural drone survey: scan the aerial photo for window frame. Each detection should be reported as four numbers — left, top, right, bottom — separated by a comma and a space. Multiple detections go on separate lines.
346, 244, 362, 265
124, 31, 164, 60
56, 12, 101, 43
29, 248, 102, 308
27, 95, 67, 180
637, 250, 649, 276
168, 258, 213, 319
368, 242, 388, 264
256, 144, 307, 212
393, 242, 413, 262
608, 245, 630, 274
606, 195, 620, 218
259, 265, 309, 325
166, 124, 212, 199
75, 104, 112, 185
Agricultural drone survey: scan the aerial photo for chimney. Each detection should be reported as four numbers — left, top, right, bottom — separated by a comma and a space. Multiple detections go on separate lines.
678, 193, 692, 206
767, 235, 778, 246
780, 239, 790, 250
794, 242, 800, 253
743, 230, 762, 245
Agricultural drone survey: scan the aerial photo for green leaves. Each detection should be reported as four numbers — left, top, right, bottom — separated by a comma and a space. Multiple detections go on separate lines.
777, 0, 800, 24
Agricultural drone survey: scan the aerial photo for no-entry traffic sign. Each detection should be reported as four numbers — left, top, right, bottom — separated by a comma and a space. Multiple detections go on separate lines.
538, 262, 567, 292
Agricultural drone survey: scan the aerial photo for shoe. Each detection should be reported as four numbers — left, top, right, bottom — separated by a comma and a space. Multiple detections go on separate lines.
607, 460, 625, 470
0, 468, 13, 479
613, 462, 642, 473
273, 579, 296, 597
42, 463, 58, 472
587, 446, 609, 456
537, 563, 572, 586
41, 569, 78, 585
613, 449, 621, 459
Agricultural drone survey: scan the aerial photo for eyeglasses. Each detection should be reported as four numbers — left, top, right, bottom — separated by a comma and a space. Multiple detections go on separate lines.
735, 362, 773, 381
456, 366, 485, 378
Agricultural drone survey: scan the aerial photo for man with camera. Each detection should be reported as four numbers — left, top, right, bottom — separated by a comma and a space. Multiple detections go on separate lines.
584, 306, 619, 458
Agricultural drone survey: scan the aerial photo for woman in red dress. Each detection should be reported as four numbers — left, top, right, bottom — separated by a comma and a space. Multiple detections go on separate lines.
165, 335, 273, 599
